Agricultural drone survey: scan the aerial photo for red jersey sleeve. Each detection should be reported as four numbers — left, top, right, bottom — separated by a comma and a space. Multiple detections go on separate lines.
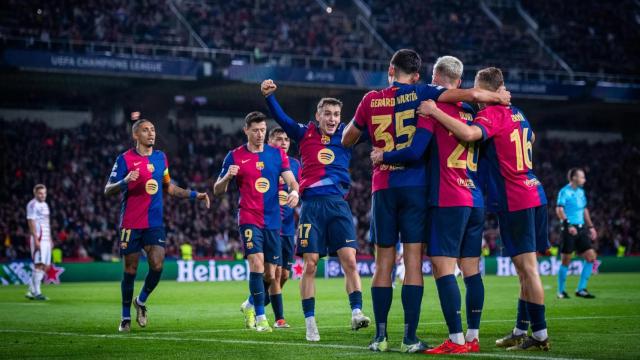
279, 147, 291, 172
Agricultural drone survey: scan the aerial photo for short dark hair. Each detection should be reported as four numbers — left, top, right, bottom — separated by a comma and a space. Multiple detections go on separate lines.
244, 111, 267, 128
316, 98, 343, 112
567, 167, 584, 181
475, 67, 504, 91
131, 119, 152, 133
390, 49, 422, 75
33, 184, 46, 194
269, 127, 287, 139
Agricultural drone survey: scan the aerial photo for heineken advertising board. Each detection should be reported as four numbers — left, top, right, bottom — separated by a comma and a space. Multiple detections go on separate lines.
2, 257, 639, 285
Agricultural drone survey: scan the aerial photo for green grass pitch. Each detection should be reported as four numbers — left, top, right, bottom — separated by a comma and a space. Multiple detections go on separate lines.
1, 273, 639, 359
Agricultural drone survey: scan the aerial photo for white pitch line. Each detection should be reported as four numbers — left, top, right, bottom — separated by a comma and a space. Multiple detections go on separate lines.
0, 329, 592, 360
144, 315, 640, 335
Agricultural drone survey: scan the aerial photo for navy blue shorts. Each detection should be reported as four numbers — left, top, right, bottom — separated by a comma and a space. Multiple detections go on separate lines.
119, 227, 166, 256
239, 224, 282, 266
297, 195, 357, 257
498, 205, 549, 257
281, 235, 295, 272
427, 207, 485, 258
370, 186, 428, 247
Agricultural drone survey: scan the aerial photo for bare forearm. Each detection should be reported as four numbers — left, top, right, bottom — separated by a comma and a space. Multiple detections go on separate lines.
168, 184, 191, 198
104, 181, 125, 196
473, 88, 503, 104
28, 220, 38, 239
341, 121, 361, 147
284, 175, 299, 193
555, 207, 567, 221
431, 108, 479, 142
213, 177, 231, 196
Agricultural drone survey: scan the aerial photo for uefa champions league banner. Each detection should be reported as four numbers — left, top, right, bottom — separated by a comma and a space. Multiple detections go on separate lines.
2, 49, 200, 80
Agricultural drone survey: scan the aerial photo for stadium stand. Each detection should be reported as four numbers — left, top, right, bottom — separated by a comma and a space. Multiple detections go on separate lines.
520, 0, 640, 74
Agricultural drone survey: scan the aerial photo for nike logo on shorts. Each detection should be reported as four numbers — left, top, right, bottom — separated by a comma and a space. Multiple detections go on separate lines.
346, 239, 356, 243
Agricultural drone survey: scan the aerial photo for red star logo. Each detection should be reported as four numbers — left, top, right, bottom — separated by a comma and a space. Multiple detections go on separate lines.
44, 264, 65, 284
592, 259, 601, 274
292, 260, 304, 279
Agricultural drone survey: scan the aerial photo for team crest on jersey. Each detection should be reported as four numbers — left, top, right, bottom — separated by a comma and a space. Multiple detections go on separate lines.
256, 161, 265, 170
147, 163, 155, 173
317, 148, 335, 165
246, 241, 254, 250
320, 135, 331, 144
300, 239, 308, 248
145, 179, 159, 195
254, 177, 270, 193
120, 242, 128, 250
279, 190, 288, 206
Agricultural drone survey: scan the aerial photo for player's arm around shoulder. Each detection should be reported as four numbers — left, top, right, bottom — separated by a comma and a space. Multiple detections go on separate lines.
437, 86, 511, 106
417, 100, 483, 143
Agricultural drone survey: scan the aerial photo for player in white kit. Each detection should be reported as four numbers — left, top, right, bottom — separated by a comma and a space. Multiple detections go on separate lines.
25, 184, 52, 300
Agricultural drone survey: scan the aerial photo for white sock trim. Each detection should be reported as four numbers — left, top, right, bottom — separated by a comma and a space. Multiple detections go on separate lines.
513, 327, 527, 336
450, 332, 465, 345
532, 329, 548, 341
465, 329, 479, 342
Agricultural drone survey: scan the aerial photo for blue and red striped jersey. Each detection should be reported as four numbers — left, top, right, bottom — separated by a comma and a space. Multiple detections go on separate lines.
352, 81, 446, 193
219, 144, 290, 230
109, 148, 171, 229
266, 95, 352, 199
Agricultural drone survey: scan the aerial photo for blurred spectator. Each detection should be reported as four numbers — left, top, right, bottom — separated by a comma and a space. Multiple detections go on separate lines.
521, 0, 640, 74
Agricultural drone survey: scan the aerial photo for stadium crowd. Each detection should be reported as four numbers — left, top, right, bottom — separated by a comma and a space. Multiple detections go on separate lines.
0, 0, 187, 47
521, 0, 640, 74
0, 117, 637, 262
179, 0, 384, 62
370, 0, 556, 71
2, 0, 637, 75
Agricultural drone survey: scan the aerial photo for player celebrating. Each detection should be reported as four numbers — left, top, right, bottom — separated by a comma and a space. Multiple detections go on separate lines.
368, 56, 486, 354
418, 67, 551, 351
25, 184, 52, 301
341, 50, 508, 352
240, 127, 302, 328
556, 168, 598, 299
262, 80, 370, 342
214, 112, 299, 333
105, 118, 210, 332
